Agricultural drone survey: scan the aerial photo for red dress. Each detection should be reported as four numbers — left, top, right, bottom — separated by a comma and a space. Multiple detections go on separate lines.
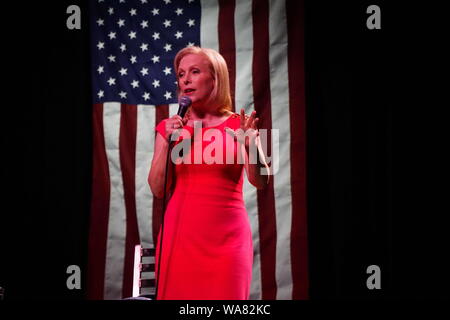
154, 113, 253, 300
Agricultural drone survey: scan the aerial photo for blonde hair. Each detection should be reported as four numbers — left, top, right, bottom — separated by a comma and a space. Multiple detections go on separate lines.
174, 46, 232, 114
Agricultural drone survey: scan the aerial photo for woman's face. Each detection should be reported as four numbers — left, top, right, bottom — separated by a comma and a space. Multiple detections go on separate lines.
177, 53, 215, 109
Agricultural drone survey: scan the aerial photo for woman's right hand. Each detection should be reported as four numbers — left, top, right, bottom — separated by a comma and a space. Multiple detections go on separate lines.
164, 115, 186, 142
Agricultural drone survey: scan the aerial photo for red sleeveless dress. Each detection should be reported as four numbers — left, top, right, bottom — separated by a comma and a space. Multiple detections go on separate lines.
154, 113, 253, 300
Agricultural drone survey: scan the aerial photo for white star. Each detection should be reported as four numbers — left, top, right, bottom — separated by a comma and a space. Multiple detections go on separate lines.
119, 0, 125, 3
108, 7, 114, 15
97, 41, 105, 50
140, 0, 148, 4
107, 55, 116, 62
108, 32, 116, 40
175, 8, 183, 15
187, 19, 195, 27
120, 43, 126, 52
152, 8, 160, 16
163, 67, 172, 75
140, 43, 149, 52
97, 90, 104, 98
96, 19, 104, 26
187, 42, 195, 47
117, 19, 125, 27
164, 91, 172, 100
152, 79, 160, 88
163, 0, 171, 4
143, 92, 150, 101
119, 68, 128, 76
163, 19, 171, 28
175, 31, 183, 39
131, 80, 139, 88
141, 20, 148, 29
129, 8, 137, 16
140, 67, 149, 76
164, 43, 172, 52
97, 65, 104, 74
152, 32, 160, 40
188, 0, 195, 3
151, 55, 160, 63
107, 77, 116, 86
130, 56, 137, 64
128, 31, 137, 39
119, 91, 127, 99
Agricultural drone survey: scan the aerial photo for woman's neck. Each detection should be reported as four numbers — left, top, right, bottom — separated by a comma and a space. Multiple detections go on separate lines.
188, 108, 232, 126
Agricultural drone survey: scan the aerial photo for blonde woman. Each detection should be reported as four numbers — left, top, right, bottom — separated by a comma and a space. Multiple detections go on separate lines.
149, 46, 269, 299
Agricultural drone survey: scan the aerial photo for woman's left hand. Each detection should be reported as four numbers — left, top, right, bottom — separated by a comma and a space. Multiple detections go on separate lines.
225, 109, 260, 149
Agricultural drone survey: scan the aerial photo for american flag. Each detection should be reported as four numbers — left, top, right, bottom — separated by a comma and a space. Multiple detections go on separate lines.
87, 0, 308, 300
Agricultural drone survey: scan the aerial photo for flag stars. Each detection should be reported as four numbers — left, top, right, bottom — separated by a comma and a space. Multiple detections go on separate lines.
108, 32, 116, 40
175, 31, 183, 39
152, 32, 160, 40
97, 41, 105, 50
107, 77, 116, 86
108, 7, 114, 15
143, 92, 151, 101
128, 31, 137, 39
163, 0, 171, 4
119, 68, 128, 76
97, 65, 105, 74
140, 67, 149, 76
140, 0, 148, 4
120, 43, 126, 52
140, 43, 149, 52
97, 90, 104, 98
163, 19, 171, 28
107, 55, 116, 62
119, 91, 127, 99
131, 80, 139, 88
129, 8, 137, 16
141, 20, 149, 29
164, 43, 172, 52
164, 91, 172, 100
117, 19, 125, 27
152, 8, 160, 16
187, 42, 195, 47
96, 19, 105, 26
130, 55, 137, 64
187, 19, 195, 27
163, 66, 172, 75
175, 8, 183, 15
151, 55, 160, 63
152, 79, 160, 88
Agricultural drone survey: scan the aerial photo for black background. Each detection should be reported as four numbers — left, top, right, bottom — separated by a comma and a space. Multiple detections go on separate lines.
1, 0, 448, 301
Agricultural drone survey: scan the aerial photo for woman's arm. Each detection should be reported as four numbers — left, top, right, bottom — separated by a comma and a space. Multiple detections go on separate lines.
148, 132, 174, 198
148, 115, 185, 198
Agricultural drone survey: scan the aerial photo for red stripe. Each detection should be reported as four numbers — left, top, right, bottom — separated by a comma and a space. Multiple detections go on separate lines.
218, 0, 236, 112
87, 103, 110, 300
287, 0, 309, 299
120, 104, 140, 298
152, 105, 169, 246
252, 0, 278, 300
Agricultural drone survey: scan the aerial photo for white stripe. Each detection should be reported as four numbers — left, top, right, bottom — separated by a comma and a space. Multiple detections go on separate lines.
169, 103, 179, 117
234, 0, 262, 300
200, 0, 219, 51
269, 0, 293, 299
103, 102, 126, 300
135, 104, 156, 248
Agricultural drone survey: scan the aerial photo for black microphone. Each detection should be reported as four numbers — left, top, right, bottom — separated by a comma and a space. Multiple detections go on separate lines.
169, 96, 192, 145
177, 96, 192, 119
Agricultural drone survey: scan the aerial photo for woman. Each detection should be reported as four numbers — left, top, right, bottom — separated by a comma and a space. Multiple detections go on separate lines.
148, 46, 270, 300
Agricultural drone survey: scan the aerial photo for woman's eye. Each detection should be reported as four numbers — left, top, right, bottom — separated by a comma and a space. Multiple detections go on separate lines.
178, 73, 184, 78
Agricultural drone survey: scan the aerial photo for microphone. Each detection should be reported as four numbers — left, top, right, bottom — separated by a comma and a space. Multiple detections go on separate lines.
177, 96, 192, 119
169, 96, 192, 145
